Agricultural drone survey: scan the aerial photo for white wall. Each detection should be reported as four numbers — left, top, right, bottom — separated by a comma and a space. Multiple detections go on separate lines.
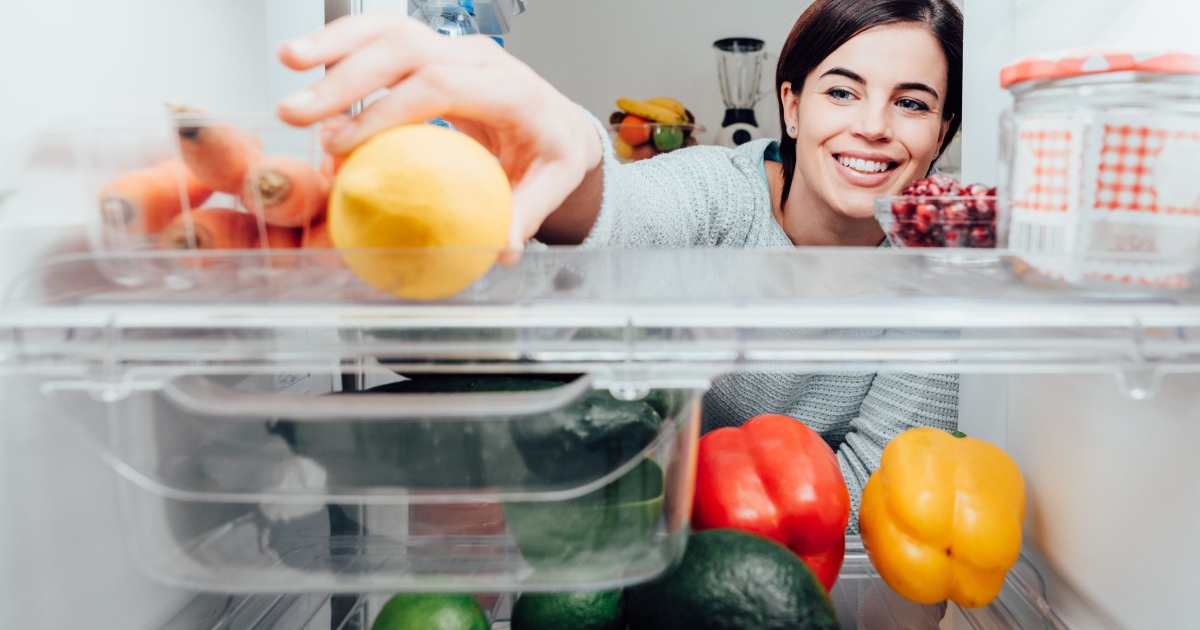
0, 0, 270, 223
504, 0, 815, 145
0, 2, 271, 628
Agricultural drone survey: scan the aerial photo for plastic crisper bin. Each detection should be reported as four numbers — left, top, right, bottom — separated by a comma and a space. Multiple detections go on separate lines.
161, 539, 1069, 629
44, 370, 701, 593
73, 114, 336, 287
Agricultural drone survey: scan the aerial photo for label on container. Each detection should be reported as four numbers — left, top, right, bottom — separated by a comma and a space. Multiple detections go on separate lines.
1008, 111, 1200, 287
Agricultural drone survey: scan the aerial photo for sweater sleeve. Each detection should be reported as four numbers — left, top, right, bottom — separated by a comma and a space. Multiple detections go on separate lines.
576, 108, 771, 248
837, 370, 960, 534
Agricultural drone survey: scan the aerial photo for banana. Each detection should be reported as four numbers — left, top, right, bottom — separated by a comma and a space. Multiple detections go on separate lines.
645, 97, 687, 119
616, 97, 686, 124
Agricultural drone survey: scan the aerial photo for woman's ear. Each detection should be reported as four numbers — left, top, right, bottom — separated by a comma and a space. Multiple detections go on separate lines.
781, 81, 800, 138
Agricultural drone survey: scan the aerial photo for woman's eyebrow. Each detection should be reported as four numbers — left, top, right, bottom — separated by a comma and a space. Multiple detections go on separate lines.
820, 67, 866, 84
819, 67, 941, 100
897, 82, 940, 99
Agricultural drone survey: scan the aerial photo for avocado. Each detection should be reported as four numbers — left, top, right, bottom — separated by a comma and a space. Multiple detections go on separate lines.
510, 589, 626, 630
626, 529, 838, 630
270, 375, 663, 489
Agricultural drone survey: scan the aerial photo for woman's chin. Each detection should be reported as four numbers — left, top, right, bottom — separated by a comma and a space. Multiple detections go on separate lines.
830, 194, 882, 221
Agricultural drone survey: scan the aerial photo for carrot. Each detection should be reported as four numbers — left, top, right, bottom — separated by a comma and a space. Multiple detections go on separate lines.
255, 224, 302, 249
171, 105, 263, 194
319, 152, 344, 179
99, 159, 212, 235
253, 224, 303, 268
300, 219, 344, 268
241, 156, 330, 228
158, 208, 258, 252
302, 219, 333, 248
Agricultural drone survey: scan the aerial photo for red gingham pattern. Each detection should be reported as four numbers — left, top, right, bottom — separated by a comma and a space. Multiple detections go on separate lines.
1094, 124, 1200, 216
1016, 130, 1071, 212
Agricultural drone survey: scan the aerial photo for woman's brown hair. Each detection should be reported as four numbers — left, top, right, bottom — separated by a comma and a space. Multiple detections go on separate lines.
776, 0, 963, 206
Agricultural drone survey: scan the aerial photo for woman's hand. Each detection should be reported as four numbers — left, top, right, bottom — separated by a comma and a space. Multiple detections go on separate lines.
275, 10, 603, 254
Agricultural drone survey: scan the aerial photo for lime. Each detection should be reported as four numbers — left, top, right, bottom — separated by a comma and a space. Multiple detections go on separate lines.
652, 126, 684, 152
371, 593, 490, 630
511, 589, 626, 630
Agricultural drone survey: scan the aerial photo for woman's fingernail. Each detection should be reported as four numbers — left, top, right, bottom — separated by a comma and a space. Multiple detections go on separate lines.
286, 38, 314, 56
281, 89, 316, 110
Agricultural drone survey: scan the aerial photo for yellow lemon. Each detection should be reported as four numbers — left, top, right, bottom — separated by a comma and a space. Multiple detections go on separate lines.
328, 124, 511, 300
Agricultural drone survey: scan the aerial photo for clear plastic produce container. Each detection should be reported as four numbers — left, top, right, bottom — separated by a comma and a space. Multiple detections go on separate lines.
75, 112, 338, 288
999, 49, 1200, 291
40, 365, 700, 593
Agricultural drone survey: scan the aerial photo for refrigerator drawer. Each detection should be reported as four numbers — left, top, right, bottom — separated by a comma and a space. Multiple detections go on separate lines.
43, 370, 702, 593
160, 538, 1068, 630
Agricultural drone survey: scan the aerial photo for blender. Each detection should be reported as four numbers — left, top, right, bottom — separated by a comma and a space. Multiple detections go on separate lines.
714, 38, 767, 148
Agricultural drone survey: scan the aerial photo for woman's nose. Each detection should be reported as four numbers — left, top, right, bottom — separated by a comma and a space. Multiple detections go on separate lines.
852, 103, 893, 142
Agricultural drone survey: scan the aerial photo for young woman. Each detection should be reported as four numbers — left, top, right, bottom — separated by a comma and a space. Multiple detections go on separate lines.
277, 0, 963, 532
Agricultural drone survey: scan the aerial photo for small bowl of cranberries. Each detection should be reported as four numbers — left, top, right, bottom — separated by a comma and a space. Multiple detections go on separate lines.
876, 175, 1000, 259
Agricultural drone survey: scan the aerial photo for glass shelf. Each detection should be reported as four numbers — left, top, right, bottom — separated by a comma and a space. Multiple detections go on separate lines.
2, 248, 1198, 392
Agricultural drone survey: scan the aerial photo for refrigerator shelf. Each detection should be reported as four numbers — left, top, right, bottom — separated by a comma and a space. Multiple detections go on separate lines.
160, 538, 1068, 630
3, 248, 1200, 383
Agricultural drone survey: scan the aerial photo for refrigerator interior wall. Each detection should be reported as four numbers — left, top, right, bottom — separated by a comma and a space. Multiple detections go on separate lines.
964, 2, 1200, 628
1008, 373, 1200, 629
0, 2, 269, 628
0, 0, 269, 207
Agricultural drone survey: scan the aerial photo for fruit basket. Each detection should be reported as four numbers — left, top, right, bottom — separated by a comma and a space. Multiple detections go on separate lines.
608, 96, 703, 162
608, 119, 703, 163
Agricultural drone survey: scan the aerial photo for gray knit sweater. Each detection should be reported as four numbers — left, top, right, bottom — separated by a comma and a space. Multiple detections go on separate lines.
579, 120, 959, 533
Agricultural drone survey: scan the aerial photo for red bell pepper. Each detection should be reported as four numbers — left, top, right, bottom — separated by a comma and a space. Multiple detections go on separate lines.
691, 414, 850, 592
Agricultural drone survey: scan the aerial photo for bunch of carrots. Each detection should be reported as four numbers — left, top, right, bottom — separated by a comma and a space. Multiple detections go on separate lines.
97, 105, 340, 266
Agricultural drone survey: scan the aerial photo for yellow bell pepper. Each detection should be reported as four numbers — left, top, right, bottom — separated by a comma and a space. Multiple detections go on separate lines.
859, 428, 1025, 608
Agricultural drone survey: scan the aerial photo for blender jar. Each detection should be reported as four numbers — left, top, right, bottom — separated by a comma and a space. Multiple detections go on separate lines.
714, 38, 767, 147
999, 49, 1200, 290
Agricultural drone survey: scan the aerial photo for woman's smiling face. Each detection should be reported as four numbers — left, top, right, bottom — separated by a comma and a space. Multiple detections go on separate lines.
782, 23, 951, 220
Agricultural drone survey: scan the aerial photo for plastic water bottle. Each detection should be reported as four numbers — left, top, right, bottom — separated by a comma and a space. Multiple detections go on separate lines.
420, 1, 482, 130
422, 0, 480, 38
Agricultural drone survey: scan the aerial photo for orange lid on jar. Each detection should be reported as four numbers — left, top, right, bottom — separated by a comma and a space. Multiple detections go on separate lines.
1000, 49, 1200, 89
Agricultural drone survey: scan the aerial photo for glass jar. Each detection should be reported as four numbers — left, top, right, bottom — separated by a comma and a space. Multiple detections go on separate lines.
999, 50, 1200, 290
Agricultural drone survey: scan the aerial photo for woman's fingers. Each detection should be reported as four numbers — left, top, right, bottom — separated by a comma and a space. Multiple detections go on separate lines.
322, 60, 521, 155
281, 37, 435, 127
509, 162, 584, 247
277, 9, 411, 71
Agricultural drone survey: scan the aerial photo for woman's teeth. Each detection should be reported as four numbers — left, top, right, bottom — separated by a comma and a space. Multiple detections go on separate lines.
838, 155, 891, 174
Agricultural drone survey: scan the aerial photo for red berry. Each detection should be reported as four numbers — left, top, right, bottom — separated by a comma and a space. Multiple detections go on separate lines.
968, 183, 991, 197
945, 201, 970, 225
891, 199, 915, 219
928, 173, 956, 189
944, 226, 969, 247
970, 226, 995, 248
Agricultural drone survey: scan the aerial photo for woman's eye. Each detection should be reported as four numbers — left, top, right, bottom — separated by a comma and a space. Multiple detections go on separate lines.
897, 98, 930, 112
826, 88, 854, 101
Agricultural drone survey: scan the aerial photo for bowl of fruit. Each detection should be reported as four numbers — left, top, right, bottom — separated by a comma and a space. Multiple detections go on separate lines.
876, 174, 1001, 262
608, 97, 703, 162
